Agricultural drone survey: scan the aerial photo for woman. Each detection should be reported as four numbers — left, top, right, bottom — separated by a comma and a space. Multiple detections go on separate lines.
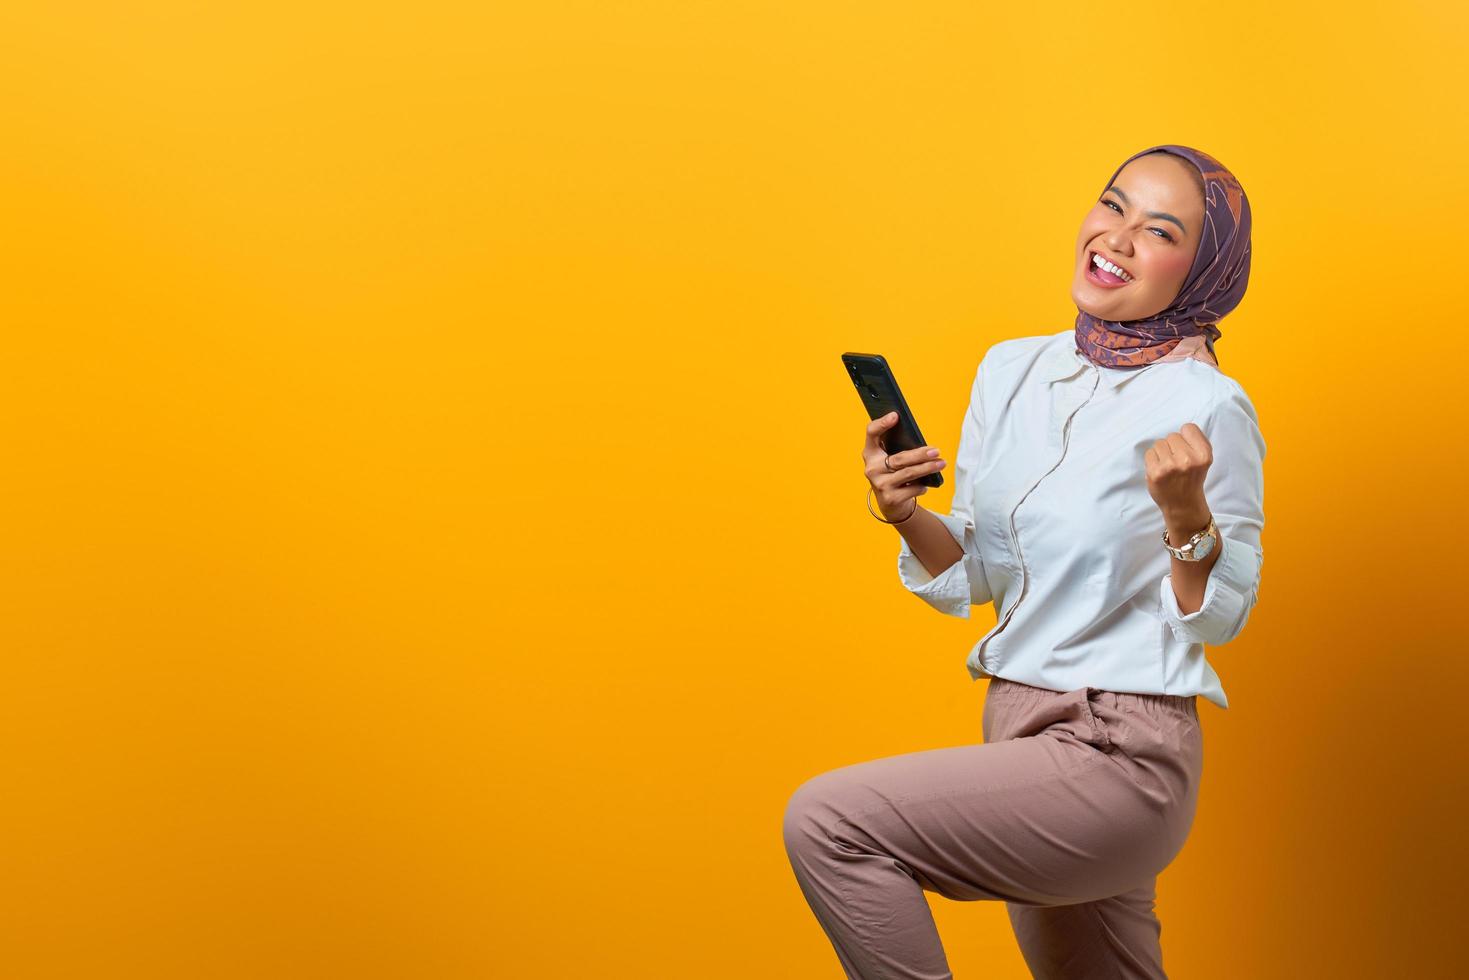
783, 145, 1263, 979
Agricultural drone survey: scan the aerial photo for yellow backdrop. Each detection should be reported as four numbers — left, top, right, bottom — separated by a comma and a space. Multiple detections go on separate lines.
1, 2, 1463, 977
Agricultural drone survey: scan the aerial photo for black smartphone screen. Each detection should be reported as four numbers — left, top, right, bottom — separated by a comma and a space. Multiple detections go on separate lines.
841, 352, 942, 488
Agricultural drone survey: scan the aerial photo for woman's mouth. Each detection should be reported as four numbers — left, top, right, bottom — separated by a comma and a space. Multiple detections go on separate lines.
1084, 250, 1134, 289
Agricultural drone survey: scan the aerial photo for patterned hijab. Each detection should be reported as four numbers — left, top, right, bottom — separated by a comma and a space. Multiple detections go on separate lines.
1074, 144, 1252, 370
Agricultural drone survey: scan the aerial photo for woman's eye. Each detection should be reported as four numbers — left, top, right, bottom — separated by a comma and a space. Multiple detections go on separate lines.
1102, 199, 1174, 242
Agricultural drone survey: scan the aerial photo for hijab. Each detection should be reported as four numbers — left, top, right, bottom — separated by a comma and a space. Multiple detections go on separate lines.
1074, 144, 1252, 371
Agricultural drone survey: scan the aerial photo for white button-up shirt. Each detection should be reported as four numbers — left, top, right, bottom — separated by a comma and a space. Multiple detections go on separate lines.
896, 328, 1266, 709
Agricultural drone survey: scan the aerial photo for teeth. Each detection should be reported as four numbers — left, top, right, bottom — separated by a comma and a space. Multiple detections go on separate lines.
1091, 252, 1133, 282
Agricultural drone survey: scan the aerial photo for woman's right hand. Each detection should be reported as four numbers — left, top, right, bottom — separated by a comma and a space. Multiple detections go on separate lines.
862, 412, 947, 522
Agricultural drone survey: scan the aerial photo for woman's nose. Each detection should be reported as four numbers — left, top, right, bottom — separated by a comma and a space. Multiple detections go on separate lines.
1103, 230, 1135, 256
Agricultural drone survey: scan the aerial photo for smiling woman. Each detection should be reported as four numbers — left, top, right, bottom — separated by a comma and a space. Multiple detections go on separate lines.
1074, 151, 1206, 325
1071, 145, 1252, 369
790, 145, 1262, 979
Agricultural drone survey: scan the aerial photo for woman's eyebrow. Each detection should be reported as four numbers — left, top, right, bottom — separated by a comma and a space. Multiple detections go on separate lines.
1103, 186, 1188, 235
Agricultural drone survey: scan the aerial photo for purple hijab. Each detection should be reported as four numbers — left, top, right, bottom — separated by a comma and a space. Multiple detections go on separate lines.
1075, 144, 1252, 369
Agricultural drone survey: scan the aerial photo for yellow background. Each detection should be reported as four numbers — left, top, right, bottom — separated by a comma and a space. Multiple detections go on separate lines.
1, 2, 1464, 977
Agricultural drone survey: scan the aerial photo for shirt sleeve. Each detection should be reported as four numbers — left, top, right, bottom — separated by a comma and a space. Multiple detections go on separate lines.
895, 360, 994, 618
1158, 384, 1266, 647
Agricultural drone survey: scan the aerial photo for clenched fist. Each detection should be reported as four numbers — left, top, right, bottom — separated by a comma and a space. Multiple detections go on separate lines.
1144, 422, 1212, 522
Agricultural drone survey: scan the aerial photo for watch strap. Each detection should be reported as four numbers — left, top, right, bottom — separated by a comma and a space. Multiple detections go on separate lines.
1162, 515, 1218, 561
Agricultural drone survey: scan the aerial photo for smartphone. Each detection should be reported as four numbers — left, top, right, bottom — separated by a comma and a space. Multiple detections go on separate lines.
841, 352, 943, 488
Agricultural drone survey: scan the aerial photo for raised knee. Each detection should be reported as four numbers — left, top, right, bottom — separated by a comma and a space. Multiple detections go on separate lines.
782, 775, 839, 857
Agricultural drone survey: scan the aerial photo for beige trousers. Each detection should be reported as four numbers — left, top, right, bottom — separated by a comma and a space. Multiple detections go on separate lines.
783, 676, 1203, 979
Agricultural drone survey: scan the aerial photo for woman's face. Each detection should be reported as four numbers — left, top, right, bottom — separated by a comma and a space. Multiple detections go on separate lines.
1071, 153, 1206, 322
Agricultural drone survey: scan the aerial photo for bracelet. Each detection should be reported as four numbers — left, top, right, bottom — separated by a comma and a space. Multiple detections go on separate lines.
867, 486, 919, 525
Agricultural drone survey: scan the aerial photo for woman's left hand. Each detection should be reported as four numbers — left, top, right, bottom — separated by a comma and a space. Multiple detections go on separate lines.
1145, 422, 1212, 524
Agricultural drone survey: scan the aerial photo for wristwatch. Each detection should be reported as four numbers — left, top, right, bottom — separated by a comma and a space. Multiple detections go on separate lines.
1162, 514, 1218, 562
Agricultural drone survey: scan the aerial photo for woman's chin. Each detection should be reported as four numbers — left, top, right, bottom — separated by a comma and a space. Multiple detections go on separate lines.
1077, 271, 1177, 321
1071, 288, 1117, 320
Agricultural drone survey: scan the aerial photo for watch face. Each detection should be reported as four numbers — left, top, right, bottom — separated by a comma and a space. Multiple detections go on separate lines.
1193, 534, 1216, 559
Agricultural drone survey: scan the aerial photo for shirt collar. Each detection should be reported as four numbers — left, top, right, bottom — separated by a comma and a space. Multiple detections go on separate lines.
1036, 333, 1156, 390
